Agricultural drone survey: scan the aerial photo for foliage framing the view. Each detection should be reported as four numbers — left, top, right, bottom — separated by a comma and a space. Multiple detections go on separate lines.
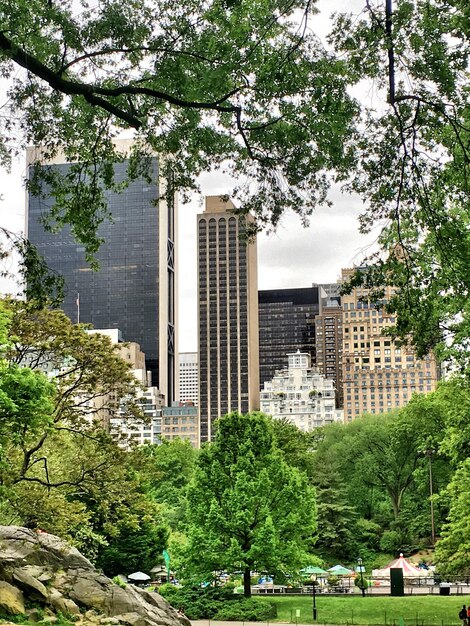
331, 0, 470, 370
0, 0, 469, 368
0, 0, 357, 243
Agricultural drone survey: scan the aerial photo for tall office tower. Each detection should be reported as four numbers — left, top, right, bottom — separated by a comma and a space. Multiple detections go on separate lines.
341, 267, 439, 421
26, 141, 177, 403
198, 195, 259, 443
258, 287, 320, 388
178, 352, 198, 406
314, 288, 343, 408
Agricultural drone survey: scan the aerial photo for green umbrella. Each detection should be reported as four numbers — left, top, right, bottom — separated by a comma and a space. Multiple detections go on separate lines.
328, 565, 354, 575
300, 566, 327, 575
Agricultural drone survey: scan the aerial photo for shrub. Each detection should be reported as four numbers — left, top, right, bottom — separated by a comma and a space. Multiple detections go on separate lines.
0, 615, 28, 624
380, 530, 403, 553
157, 585, 275, 620
214, 599, 277, 621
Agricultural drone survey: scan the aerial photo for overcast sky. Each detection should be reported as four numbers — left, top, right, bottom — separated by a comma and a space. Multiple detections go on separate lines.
0, 0, 375, 352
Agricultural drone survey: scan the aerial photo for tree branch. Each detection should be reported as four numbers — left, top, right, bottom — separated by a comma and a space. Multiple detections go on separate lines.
0, 32, 242, 129
14, 460, 109, 488
385, 0, 395, 104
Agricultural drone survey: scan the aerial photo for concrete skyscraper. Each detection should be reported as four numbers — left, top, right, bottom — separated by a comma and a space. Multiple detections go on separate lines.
197, 195, 259, 443
26, 141, 177, 403
178, 352, 198, 406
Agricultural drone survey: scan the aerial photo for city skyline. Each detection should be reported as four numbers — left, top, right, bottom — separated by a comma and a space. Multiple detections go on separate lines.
0, 161, 376, 353
0, 0, 375, 354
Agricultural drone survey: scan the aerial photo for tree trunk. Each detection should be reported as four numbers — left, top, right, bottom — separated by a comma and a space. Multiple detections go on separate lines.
243, 567, 251, 598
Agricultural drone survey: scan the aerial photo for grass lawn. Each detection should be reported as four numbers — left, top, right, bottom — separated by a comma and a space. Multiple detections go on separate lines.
266, 594, 470, 625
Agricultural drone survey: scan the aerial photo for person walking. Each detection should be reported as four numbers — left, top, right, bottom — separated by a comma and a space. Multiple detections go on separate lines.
466, 605, 470, 625
459, 605, 467, 626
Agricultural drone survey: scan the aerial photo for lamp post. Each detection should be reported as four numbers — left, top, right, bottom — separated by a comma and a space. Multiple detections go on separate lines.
311, 575, 317, 621
426, 448, 436, 545
358, 558, 365, 597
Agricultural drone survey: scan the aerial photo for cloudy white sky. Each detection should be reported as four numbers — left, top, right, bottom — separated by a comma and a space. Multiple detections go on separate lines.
0, 0, 376, 352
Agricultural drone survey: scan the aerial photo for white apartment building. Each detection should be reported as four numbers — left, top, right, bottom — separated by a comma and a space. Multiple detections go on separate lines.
86, 329, 165, 446
110, 386, 165, 448
178, 352, 198, 406
260, 351, 343, 431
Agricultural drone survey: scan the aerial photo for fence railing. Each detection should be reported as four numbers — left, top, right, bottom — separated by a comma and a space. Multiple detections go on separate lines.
251, 577, 470, 596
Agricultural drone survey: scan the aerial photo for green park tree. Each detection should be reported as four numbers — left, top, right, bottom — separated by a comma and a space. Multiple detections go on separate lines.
271, 418, 358, 559
0, 298, 143, 489
129, 439, 197, 531
330, 0, 470, 370
434, 458, 470, 576
271, 417, 316, 479
309, 396, 454, 558
0, 298, 169, 570
430, 379, 470, 573
185, 412, 316, 597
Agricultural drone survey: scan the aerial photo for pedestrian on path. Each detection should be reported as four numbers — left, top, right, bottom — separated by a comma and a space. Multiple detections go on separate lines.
460, 605, 469, 626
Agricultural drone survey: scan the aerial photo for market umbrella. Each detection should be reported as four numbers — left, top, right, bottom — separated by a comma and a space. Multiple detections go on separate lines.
128, 571, 151, 582
300, 566, 327, 575
328, 565, 354, 575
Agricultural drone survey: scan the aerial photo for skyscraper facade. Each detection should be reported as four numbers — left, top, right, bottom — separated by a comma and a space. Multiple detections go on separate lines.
26, 142, 177, 403
341, 267, 439, 420
314, 290, 343, 408
197, 195, 259, 443
178, 352, 198, 406
258, 287, 320, 388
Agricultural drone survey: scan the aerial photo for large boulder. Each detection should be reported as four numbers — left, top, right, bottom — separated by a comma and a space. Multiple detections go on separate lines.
0, 581, 25, 615
0, 527, 189, 626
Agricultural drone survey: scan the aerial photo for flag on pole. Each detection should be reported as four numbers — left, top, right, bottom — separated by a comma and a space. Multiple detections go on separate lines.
162, 549, 171, 581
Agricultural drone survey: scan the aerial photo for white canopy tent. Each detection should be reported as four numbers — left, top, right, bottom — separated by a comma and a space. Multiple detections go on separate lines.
372, 554, 427, 578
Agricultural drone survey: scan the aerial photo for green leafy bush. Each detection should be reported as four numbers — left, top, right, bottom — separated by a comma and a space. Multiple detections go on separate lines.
380, 530, 403, 553
158, 585, 275, 620
0, 615, 28, 624
214, 599, 277, 621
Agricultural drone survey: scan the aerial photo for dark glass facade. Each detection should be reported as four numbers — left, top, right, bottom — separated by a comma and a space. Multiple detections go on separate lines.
27, 158, 173, 396
258, 287, 320, 388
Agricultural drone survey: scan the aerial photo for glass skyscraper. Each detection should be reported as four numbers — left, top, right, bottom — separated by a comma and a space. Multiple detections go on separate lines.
26, 143, 177, 403
258, 287, 320, 388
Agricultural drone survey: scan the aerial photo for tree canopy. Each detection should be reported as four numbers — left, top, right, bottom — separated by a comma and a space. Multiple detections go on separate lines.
331, 0, 470, 370
1, 0, 469, 368
185, 412, 316, 597
0, 0, 357, 248
0, 298, 170, 570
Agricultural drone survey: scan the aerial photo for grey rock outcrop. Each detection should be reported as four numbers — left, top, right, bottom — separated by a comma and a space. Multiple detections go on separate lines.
0, 527, 189, 626
0, 581, 25, 615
